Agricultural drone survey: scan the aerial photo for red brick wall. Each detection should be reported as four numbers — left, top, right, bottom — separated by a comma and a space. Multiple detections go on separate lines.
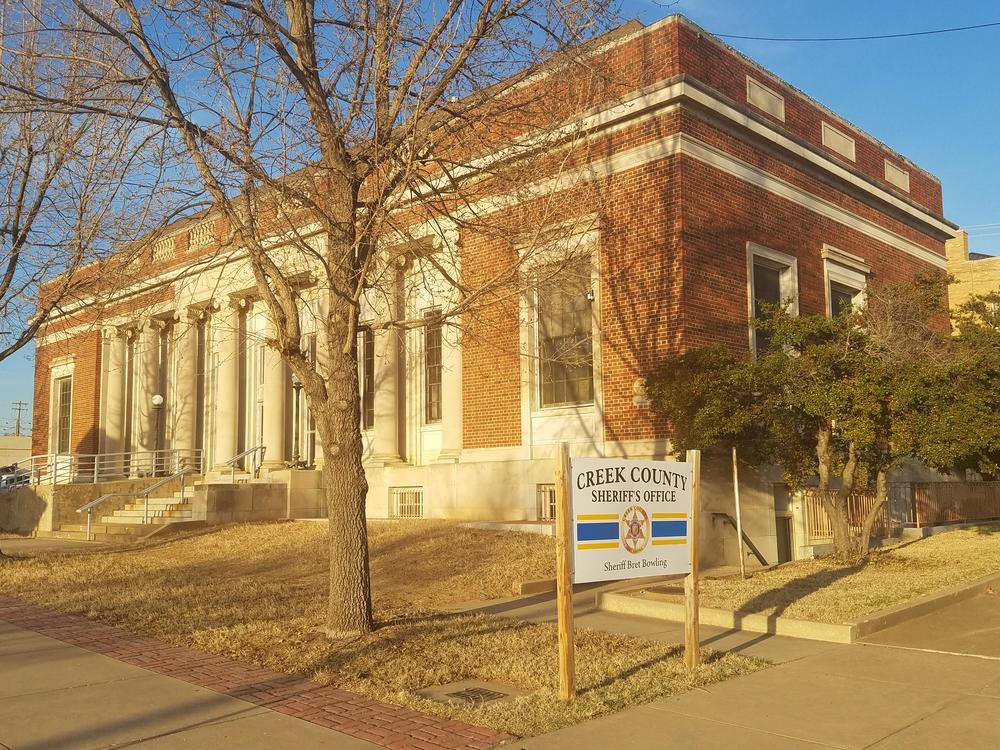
678, 153, 943, 356
461, 232, 523, 449
32, 330, 103, 457
672, 20, 943, 216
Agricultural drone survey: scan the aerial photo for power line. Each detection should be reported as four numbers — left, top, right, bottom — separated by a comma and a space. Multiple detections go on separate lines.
713, 20, 1000, 43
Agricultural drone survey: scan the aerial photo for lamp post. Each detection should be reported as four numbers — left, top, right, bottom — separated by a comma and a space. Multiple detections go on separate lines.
291, 373, 302, 468
151, 393, 164, 475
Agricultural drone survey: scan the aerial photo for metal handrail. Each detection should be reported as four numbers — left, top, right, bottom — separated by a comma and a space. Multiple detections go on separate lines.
17, 449, 202, 486
75, 466, 198, 541
222, 445, 266, 483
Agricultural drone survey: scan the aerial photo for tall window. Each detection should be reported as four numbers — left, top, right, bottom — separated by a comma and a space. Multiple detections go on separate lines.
537, 259, 594, 408
752, 261, 782, 353
424, 309, 442, 423
748, 244, 798, 356
55, 376, 72, 454
829, 282, 860, 317
824, 250, 869, 318
357, 326, 374, 429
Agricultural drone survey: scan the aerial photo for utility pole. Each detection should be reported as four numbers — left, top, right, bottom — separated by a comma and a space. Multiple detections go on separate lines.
11, 401, 28, 436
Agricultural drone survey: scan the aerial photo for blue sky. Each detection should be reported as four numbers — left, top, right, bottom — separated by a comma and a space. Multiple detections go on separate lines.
2, 0, 998, 433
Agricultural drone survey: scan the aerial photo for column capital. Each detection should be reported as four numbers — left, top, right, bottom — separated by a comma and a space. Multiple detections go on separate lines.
174, 305, 212, 324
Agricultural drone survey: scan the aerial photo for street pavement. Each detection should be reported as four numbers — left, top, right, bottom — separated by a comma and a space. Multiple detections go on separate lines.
0, 619, 381, 750
864, 592, 1000, 658
518, 642, 1000, 749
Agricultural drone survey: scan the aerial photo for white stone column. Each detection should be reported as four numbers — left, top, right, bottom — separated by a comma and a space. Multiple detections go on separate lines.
172, 311, 199, 460
436, 325, 463, 462
313, 292, 330, 470
102, 327, 127, 476
136, 321, 161, 463
371, 325, 401, 464
212, 302, 240, 471
260, 316, 287, 470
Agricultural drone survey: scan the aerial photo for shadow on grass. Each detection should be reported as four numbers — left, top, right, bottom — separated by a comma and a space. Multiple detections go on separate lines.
734, 564, 863, 620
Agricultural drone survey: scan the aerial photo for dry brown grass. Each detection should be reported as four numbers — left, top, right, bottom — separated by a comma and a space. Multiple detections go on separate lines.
638, 524, 1000, 624
0, 520, 764, 736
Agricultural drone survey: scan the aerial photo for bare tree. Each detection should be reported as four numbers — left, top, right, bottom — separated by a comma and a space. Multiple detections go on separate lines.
0, 1, 174, 362
10, 0, 624, 635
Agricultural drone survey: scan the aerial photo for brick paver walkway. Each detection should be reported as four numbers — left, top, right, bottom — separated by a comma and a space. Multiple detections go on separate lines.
0, 597, 511, 750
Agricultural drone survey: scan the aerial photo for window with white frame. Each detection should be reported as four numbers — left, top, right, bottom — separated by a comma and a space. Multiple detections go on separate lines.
54, 375, 73, 454
747, 243, 799, 355
536, 258, 594, 408
423, 309, 442, 424
822, 246, 870, 317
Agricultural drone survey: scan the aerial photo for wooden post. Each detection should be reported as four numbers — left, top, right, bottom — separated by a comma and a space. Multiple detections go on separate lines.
554, 441, 576, 700
732, 446, 746, 580
684, 448, 702, 672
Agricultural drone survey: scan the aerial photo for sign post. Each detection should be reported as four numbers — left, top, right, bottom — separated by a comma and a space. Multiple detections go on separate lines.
554, 442, 576, 700
732, 446, 746, 580
684, 449, 702, 672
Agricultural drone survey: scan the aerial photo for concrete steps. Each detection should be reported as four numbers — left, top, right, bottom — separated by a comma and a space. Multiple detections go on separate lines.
55, 487, 197, 541
41, 522, 150, 543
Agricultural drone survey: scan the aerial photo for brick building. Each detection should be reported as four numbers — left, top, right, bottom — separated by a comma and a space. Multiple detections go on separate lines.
28, 15, 956, 564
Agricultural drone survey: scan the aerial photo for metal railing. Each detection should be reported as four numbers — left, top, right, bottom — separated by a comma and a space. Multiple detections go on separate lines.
222, 445, 266, 483
76, 466, 198, 541
910, 482, 1000, 527
803, 488, 892, 543
15, 449, 202, 486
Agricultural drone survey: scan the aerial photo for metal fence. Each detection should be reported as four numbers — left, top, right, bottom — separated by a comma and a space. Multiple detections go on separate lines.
911, 482, 1000, 527
15, 449, 203, 485
803, 488, 891, 542
805, 481, 1000, 541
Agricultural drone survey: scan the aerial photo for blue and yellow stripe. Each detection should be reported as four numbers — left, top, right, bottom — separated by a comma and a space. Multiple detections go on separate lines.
576, 513, 619, 550
651, 512, 688, 546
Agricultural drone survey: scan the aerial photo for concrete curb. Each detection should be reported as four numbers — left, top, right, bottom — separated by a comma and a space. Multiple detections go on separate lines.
848, 570, 1000, 639
596, 590, 854, 643
516, 578, 557, 596
596, 570, 1000, 644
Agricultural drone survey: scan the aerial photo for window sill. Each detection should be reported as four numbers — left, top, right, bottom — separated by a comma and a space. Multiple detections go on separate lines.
532, 403, 596, 417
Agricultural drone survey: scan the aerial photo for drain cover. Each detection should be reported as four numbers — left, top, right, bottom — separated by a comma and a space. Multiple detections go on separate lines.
416, 679, 529, 706
445, 686, 508, 704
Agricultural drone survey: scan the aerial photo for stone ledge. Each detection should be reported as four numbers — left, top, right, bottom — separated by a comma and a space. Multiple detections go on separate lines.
596, 590, 854, 643
596, 569, 1000, 644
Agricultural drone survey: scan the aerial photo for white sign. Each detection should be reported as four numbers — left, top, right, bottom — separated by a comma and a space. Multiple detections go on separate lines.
571, 457, 692, 584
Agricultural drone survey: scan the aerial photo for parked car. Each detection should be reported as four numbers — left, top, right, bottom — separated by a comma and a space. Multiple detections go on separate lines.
0, 466, 29, 491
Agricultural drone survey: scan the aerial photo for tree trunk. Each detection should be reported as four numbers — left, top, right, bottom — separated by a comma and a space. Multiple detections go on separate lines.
316, 352, 375, 637
816, 427, 854, 559
857, 469, 889, 562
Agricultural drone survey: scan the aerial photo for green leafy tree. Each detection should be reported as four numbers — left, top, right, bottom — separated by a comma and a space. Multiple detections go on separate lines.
898, 290, 1000, 479
647, 275, 957, 560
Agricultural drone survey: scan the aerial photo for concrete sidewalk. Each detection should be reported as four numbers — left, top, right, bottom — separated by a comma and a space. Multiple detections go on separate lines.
521, 642, 1000, 749
457, 581, 834, 664
0, 619, 381, 750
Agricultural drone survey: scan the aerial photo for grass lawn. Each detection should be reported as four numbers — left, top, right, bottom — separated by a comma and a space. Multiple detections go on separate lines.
636, 524, 1000, 624
0, 520, 764, 737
